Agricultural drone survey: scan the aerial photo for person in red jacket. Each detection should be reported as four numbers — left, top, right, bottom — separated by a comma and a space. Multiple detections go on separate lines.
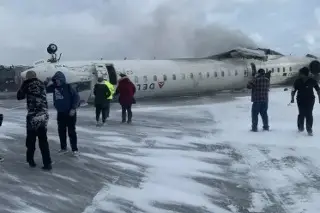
114, 73, 136, 123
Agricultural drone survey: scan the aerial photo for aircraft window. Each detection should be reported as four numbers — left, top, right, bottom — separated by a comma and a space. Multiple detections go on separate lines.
153, 75, 157, 81
289, 67, 292, 71
134, 76, 139, 83
235, 70, 238, 76
190, 73, 194, 79
283, 67, 285, 72
181, 73, 186, 80
163, 75, 167, 81
143, 75, 148, 83
214, 72, 218, 77
206, 72, 210, 78
277, 68, 280, 72
173, 74, 176, 80
272, 68, 274, 73
221, 71, 224, 77
199, 72, 202, 79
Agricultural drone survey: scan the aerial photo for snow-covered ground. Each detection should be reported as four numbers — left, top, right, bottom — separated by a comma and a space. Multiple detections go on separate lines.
0, 88, 320, 213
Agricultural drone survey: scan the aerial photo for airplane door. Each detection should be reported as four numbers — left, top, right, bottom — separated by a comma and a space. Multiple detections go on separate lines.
105, 65, 118, 85
93, 64, 118, 85
94, 64, 108, 79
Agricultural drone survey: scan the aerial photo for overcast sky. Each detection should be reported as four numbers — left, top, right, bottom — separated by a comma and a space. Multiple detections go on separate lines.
0, 0, 319, 65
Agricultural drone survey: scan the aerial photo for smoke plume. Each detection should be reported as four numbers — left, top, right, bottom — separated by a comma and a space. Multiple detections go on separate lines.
113, 0, 258, 59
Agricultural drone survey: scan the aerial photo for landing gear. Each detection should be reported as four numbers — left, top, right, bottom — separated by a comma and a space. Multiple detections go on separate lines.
47, 43, 58, 55
46, 43, 62, 63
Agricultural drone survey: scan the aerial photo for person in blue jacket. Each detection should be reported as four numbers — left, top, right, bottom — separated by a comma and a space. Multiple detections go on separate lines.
45, 71, 80, 156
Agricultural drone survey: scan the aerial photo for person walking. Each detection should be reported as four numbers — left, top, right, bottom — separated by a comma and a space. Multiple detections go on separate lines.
94, 77, 111, 126
45, 71, 80, 156
291, 67, 320, 136
114, 73, 136, 123
17, 70, 52, 170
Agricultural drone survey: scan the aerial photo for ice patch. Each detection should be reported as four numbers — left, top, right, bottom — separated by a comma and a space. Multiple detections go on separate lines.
81, 153, 113, 162
51, 173, 78, 183
77, 126, 118, 135
0, 134, 14, 140
21, 186, 71, 202
1, 121, 24, 132
3, 173, 21, 183
111, 162, 140, 170
95, 136, 133, 145
2, 195, 49, 213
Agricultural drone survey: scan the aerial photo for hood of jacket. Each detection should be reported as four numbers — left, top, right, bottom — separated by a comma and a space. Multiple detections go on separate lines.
52, 71, 66, 85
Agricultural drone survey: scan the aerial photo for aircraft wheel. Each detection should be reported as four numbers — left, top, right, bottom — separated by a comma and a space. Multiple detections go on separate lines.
47, 43, 58, 54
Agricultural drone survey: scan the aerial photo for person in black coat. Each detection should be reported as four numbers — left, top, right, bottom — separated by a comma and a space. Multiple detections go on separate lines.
93, 77, 111, 126
291, 67, 320, 136
17, 70, 52, 170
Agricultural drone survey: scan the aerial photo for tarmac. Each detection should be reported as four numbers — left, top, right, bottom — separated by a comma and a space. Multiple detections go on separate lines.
0, 89, 319, 213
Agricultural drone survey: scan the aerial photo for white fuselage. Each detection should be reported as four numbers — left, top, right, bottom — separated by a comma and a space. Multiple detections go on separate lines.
20, 55, 313, 103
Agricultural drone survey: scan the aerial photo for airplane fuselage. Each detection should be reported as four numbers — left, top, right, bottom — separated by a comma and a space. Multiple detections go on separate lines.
21, 55, 314, 103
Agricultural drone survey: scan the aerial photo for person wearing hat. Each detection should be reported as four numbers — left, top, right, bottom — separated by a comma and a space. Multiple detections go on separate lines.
247, 68, 270, 132
291, 67, 320, 136
114, 73, 136, 123
17, 70, 52, 170
93, 77, 111, 126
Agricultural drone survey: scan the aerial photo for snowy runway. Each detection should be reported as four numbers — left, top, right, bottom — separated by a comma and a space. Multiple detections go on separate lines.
0, 88, 320, 213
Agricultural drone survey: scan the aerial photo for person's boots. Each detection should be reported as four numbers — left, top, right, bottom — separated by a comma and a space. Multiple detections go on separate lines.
42, 164, 52, 171
263, 126, 269, 131
251, 125, 258, 132
28, 160, 36, 168
297, 115, 304, 132
27, 154, 36, 167
127, 114, 132, 124
122, 112, 126, 123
